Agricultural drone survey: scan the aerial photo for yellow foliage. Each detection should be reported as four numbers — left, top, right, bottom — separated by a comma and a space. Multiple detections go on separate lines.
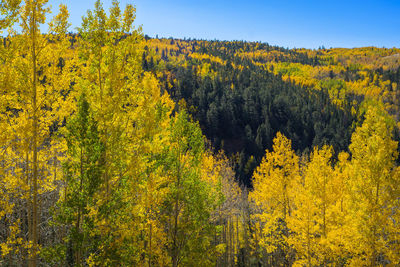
250, 132, 299, 255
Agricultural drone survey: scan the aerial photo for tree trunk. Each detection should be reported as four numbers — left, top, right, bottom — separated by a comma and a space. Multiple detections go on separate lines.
31, 5, 38, 266
172, 147, 181, 267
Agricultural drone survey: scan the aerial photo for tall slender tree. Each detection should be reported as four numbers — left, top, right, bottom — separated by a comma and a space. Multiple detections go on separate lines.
164, 111, 221, 267
289, 146, 344, 266
249, 132, 300, 265
55, 92, 104, 266
347, 104, 400, 266
0, 1, 71, 265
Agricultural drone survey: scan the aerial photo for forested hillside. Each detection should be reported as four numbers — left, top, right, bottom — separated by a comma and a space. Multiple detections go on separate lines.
142, 39, 366, 185
1, 0, 400, 266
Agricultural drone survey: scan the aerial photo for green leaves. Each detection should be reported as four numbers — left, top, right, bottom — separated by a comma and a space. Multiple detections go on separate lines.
57, 92, 104, 266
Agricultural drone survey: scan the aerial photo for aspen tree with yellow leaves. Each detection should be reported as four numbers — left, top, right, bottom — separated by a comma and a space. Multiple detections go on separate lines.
3, 0, 400, 266
346, 104, 400, 266
249, 132, 300, 265
0, 1, 72, 265
77, 0, 143, 201
289, 146, 345, 266
329, 151, 352, 263
201, 151, 248, 266
74, 1, 146, 263
99, 73, 175, 266
0, 1, 23, 263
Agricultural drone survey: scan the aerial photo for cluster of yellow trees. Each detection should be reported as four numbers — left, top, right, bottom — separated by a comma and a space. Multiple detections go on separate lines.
146, 37, 400, 114
142, 37, 400, 265
0, 1, 244, 266
2, 1, 400, 267
250, 104, 400, 266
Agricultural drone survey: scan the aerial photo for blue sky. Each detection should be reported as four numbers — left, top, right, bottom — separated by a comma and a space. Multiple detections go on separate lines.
49, 0, 400, 49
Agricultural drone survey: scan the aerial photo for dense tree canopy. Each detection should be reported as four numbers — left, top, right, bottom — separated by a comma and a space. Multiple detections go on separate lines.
1, 1, 400, 266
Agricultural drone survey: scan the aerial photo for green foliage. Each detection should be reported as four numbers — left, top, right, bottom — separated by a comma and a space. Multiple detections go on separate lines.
149, 39, 356, 185
162, 111, 220, 266
2, 1, 400, 266
54, 92, 104, 266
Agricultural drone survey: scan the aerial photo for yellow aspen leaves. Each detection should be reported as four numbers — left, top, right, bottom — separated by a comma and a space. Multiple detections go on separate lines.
250, 132, 299, 261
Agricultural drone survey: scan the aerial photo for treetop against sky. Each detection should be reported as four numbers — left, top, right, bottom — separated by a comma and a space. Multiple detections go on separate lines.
44, 0, 400, 49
